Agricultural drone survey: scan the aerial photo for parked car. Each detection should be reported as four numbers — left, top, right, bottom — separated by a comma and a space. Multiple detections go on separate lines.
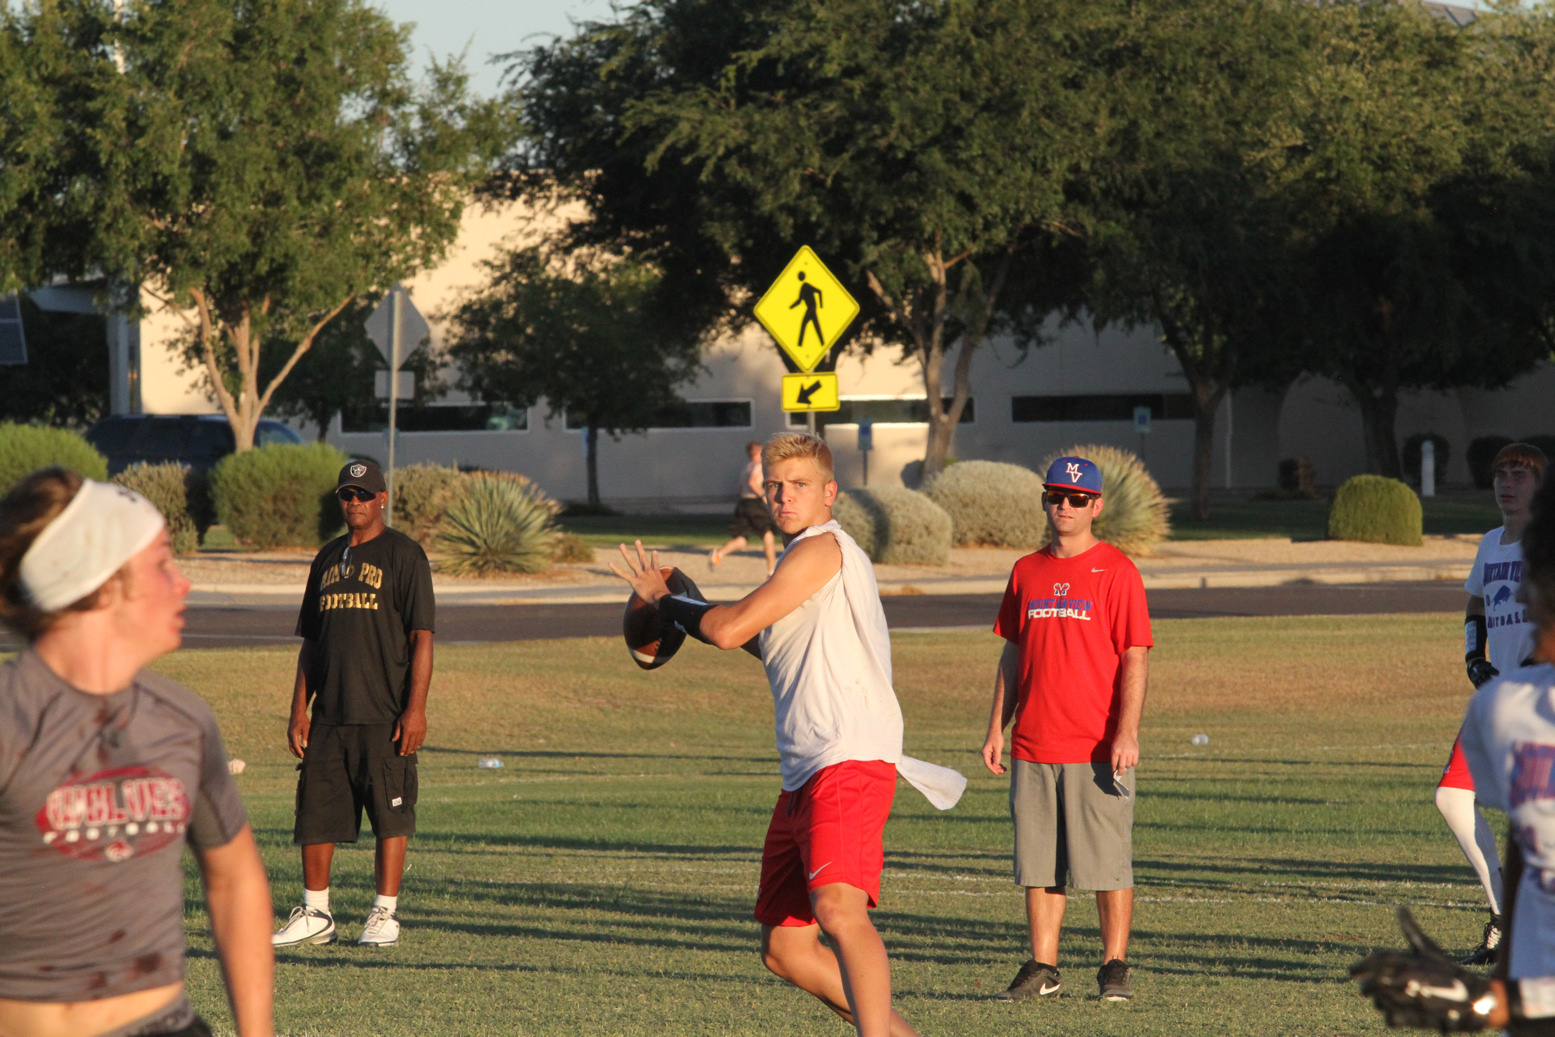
86, 414, 304, 475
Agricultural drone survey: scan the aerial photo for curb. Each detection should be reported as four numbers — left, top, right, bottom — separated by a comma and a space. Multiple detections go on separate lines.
186, 562, 1469, 607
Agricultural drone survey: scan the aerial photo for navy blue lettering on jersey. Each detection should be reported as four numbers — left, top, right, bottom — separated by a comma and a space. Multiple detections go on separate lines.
1025, 584, 1095, 622
1510, 742, 1555, 808
1486, 560, 1525, 585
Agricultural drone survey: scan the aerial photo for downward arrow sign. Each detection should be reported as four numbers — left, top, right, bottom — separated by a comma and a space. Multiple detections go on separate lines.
797, 380, 821, 404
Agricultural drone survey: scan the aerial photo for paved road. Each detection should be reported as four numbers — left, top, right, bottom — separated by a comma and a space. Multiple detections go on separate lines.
144, 580, 1468, 650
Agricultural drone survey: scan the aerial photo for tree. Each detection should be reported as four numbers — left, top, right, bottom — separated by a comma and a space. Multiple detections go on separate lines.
31, 0, 513, 450
1077, 0, 1310, 518
0, 298, 108, 428
505, 0, 1111, 478
447, 245, 701, 509
1266, 1, 1555, 476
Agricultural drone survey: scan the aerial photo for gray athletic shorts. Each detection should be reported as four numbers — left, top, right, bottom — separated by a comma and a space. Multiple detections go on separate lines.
1010, 759, 1134, 891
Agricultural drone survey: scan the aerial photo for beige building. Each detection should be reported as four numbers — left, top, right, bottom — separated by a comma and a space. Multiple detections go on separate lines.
123, 201, 1555, 509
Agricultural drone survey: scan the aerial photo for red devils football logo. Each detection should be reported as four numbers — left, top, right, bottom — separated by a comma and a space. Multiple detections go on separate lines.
35, 766, 191, 862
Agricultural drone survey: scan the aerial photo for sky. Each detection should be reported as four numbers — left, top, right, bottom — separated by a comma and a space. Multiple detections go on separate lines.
373, 0, 617, 98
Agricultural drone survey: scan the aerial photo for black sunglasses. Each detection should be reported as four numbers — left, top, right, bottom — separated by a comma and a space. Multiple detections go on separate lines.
1044, 490, 1098, 508
338, 487, 377, 503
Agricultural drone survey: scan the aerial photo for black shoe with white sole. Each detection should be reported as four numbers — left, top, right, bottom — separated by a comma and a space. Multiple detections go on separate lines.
1097, 958, 1133, 1000
1459, 914, 1503, 966
995, 959, 1061, 1001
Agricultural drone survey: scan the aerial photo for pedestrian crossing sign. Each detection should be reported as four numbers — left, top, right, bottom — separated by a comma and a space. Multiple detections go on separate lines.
754, 246, 859, 373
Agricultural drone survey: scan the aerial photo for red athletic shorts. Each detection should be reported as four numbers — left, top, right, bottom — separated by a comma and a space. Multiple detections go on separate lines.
1439, 731, 1476, 791
754, 759, 898, 928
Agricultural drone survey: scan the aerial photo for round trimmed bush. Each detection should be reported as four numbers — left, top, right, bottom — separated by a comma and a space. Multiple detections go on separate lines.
1328, 475, 1422, 546
1036, 444, 1171, 556
1467, 436, 1515, 490
832, 487, 951, 565
0, 423, 107, 493
393, 463, 469, 545
924, 460, 1047, 548
1402, 432, 1449, 487
112, 462, 200, 554
212, 442, 348, 549
435, 472, 561, 576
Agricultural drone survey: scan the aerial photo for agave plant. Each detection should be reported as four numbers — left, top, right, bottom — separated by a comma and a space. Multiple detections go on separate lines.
434, 472, 558, 576
1036, 444, 1171, 556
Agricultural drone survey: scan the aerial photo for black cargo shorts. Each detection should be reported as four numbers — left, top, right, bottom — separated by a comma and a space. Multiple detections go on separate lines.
293, 723, 417, 844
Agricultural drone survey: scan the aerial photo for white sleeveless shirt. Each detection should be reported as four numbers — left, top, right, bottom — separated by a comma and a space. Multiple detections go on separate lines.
760, 520, 904, 790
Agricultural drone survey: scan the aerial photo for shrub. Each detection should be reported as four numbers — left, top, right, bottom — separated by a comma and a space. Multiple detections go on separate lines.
901, 456, 955, 490
1328, 474, 1422, 546
924, 460, 1047, 548
112, 463, 200, 554
1036, 444, 1171, 556
832, 487, 951, 565
551, 531, 594, 563
1467, 436, 1515, 489
0, 423, 107, 493
393, 463, 469, 545
1524, 435, 1555, 464
436, 472, 560, 575
212, 442, 347, 549
1402, 432, 1450, 487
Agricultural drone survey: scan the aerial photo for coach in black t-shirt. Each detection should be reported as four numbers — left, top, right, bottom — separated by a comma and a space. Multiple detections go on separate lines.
272, 459, 435, 950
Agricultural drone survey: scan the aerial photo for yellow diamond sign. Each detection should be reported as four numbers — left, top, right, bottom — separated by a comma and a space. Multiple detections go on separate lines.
754, 246, 859, 373
781, 372, 840, 413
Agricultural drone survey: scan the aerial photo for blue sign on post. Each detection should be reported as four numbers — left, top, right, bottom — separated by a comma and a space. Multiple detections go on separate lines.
857, 417, 874, 453
1133, 406, 1152, 434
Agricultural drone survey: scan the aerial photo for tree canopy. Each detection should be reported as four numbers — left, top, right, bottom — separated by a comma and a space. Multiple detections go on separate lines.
26, 0, 513, 449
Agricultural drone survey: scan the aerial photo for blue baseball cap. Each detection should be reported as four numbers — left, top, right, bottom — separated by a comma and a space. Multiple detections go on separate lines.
1043, 456, 1102, 495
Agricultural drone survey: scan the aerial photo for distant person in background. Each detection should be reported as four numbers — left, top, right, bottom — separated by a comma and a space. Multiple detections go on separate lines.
273, 459, 434, 951
712, 440, 778, 576
0, 468, 273, 1037
1436, 441, 1546, 965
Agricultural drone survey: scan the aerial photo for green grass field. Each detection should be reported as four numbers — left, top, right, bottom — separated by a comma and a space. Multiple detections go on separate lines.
149, 613, 1495, 1036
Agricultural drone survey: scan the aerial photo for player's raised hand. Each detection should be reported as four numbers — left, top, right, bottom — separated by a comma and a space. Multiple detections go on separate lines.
610, 540, 671, 604
1351, 907, 1494, 1032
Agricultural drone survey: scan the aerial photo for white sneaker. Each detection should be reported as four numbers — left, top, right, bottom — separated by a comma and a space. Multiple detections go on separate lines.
272, 905, 336, 947
358, 905, 400, 947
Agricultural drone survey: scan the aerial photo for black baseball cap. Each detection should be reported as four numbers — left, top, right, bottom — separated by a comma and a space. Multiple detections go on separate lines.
337, 459, 386, 495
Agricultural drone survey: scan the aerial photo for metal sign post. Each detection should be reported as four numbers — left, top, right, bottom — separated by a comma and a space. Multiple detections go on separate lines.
364, 285, 431, 529
1133, 405, 1152, 465
858, 417, 874, 486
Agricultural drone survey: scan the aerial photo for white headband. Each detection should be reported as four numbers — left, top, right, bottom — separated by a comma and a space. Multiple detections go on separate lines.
18, 480, 166, 612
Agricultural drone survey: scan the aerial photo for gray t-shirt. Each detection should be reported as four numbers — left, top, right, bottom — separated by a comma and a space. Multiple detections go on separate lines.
0, 650, 248, 1002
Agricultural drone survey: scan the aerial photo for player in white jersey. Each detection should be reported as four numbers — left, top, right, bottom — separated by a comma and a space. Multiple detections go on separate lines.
612, 433, 961, 1037
1351, 458, 1555, 1035
1438, 443, 1545, 964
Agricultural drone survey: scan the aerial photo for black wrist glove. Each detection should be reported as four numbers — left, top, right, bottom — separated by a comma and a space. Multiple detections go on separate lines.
1466, 616, 1497, 688
1352, 907, 1494, 1032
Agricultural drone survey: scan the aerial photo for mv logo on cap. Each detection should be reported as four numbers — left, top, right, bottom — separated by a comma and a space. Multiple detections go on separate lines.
349, 463, 367, 479
1065, 462, 1082, 481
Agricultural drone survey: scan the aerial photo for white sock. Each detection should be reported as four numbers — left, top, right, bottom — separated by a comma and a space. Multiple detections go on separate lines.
373, 894, 398, 915
303, 887, 330, 914
1436, 786, 1504, 914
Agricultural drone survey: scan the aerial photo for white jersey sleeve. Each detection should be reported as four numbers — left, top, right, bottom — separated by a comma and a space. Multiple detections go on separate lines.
1464, 530, 1496, 598
1459, 665, 1555, 980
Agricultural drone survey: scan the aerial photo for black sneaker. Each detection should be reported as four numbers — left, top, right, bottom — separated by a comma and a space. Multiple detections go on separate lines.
1097, 958, 1133, 1001
995, 959, 1062, 1001
1460, 914, 1504, 966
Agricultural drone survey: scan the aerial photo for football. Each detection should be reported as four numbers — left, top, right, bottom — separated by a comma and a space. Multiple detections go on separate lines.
623, 567, 706, 670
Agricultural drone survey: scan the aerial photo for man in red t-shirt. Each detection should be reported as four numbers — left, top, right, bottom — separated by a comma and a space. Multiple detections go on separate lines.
981, 455, 1153, 1004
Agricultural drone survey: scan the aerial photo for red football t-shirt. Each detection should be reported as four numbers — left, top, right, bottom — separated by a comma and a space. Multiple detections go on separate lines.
994, 541, 1153, 764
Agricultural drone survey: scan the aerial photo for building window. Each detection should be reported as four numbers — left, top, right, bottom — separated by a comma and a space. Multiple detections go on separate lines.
564, 399, 753, 430
342, 403, 529, 434
787, 396, 975, 430
1010, 393, 1195, 423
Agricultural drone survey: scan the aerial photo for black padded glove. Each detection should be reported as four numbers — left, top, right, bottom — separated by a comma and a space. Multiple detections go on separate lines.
1352, 908, 1494, 1032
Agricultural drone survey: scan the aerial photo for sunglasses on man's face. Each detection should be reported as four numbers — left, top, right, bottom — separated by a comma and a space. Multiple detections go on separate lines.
1044, 491, 1098, 508
338, 488, 377, 503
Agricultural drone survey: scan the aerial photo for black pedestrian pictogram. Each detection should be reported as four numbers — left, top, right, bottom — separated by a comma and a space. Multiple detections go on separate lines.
790, 271, 824, 353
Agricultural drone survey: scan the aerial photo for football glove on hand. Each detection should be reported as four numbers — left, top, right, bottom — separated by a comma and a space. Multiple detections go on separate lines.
1351, 908, 1494, 1032
1468, 659, 1499, 689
